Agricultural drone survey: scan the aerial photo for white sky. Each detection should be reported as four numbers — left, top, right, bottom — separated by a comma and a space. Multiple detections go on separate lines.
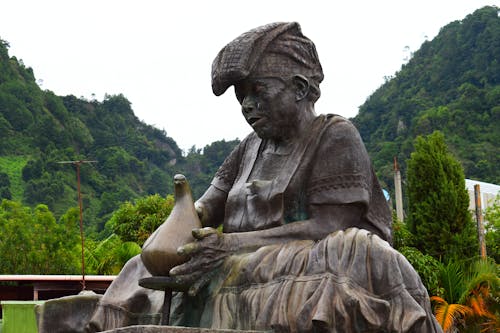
1, 0, 498, 152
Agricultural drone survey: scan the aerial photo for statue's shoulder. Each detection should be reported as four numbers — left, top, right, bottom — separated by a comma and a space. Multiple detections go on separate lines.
229, 131, 261, 155
324, 113, 347, 122
323, 113, 356, 126
317, 114, 359, 137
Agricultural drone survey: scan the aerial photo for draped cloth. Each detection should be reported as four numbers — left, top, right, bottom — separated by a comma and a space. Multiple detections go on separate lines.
199, 228, 441, 332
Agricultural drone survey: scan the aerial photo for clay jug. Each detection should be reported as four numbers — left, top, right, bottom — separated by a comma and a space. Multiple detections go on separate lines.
141, 174, 201, 276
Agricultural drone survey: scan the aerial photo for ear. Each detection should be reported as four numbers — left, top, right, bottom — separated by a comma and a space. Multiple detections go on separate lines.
293, 75, 310, 101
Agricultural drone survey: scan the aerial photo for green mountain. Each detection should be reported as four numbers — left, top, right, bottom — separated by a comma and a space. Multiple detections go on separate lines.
353, 6, 500, 188
0, 38, 238, 236
1, 6, 498, 236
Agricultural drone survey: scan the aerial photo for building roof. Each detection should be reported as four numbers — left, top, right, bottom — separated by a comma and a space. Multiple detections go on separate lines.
465, 179, 500, 196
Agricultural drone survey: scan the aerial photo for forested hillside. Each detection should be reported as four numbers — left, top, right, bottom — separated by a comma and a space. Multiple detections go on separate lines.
0, 38, 238, 237
353, 6, 500, 187
1, 6, 498, 237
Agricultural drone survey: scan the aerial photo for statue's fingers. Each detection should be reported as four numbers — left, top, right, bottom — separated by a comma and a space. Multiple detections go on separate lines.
192, 227, 218, 240
177, 242, 200, 256
169, 261, 193, 276
164, 271, 204, 291
187, 262, 223, 296
188, 271, 213, 296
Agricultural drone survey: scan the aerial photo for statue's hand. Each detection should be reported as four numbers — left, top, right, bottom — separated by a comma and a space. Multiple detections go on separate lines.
169, 227, 237, 296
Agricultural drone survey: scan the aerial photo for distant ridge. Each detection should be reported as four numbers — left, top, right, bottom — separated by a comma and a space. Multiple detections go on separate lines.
0, 37, 238, 236
353, 6, 500, 187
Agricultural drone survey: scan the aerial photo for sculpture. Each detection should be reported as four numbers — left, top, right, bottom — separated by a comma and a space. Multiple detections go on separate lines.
37, 22, 443, 333
141, 174, 202, 276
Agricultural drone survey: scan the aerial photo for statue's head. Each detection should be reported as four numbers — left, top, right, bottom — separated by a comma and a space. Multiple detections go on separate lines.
212, 22, 323, 102
212, 23, 323, 140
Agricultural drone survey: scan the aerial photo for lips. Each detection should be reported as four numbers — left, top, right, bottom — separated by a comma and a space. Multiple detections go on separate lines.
247, 116, 261, 125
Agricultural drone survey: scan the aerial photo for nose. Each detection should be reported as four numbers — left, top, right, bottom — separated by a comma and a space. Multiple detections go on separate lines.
242, 96, 257, 114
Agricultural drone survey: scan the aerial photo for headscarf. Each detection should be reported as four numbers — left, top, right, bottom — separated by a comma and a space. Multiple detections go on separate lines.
211, 22, 323, 96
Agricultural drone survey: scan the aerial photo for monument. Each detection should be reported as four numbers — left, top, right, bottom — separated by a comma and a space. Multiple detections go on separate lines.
36, 22, 443, 333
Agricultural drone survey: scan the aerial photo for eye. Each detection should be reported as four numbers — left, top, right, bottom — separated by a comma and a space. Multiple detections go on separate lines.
253, 83, 265, 95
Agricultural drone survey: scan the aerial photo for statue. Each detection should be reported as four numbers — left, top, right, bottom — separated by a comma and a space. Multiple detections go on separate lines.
36, 22, 442, 333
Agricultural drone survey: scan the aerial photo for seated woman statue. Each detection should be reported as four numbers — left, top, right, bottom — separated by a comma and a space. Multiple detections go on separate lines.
60, 22, 441, 333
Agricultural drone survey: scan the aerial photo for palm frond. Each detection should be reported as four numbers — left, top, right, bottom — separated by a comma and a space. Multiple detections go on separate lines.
432, 296, 473, 332
439, 261, 466, 304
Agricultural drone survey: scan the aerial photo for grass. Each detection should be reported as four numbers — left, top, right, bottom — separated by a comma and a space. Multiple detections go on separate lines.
0, 156, 29, 201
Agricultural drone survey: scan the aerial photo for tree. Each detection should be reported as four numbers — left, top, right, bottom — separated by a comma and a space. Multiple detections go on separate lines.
431, 259, 499, 332
484, 195, 500, 263
407, 131, 477, 261
30, 205, 80, 273
399, 246, 443, 297
0, 200, 80, 274
85, 234, 141, 275
106, 194, 175, 246
0, 172, 11, 199
353, 6, 500, 186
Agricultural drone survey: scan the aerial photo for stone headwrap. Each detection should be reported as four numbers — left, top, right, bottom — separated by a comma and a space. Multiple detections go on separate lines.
212, 22, 324, 96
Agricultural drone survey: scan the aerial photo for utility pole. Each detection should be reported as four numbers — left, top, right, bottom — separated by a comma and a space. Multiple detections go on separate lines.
394, 157, 404, 222
474, 184, 487, 260
58, 160, 97, 290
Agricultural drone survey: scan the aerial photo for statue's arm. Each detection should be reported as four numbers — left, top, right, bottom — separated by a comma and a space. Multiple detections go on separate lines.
228, 203, 365, 251
195, 185, 227, 228
194, 134, 251, 227
171, 203, 366, 290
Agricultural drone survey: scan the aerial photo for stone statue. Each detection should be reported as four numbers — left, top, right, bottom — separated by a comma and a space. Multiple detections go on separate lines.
36, 22, 442, 333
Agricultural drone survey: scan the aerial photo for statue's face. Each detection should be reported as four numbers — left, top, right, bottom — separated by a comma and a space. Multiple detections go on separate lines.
234, 77, 299, 141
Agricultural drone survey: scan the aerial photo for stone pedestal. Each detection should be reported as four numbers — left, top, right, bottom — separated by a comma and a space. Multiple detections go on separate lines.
35, 291, 102, 333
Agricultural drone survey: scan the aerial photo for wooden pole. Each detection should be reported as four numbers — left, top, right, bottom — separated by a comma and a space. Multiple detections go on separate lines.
75, 162, 86, 290
474, 184, 487, 259
58, 160, 97, 290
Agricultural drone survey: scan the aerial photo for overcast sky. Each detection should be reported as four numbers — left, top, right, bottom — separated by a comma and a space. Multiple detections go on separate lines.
1, 0, 498, 152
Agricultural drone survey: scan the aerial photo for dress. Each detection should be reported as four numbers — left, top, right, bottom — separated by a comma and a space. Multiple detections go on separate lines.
207, 114, 391, 241
181, 114, 441, 332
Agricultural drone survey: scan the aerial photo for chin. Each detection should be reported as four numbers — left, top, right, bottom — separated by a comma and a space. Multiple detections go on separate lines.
253, 125, 287, 141
254, 128, 273, 140
255, 131, 286, 142
252, 126, 268, 138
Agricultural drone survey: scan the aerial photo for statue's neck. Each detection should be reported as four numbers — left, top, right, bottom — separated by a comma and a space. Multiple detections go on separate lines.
270, 105, 316, 150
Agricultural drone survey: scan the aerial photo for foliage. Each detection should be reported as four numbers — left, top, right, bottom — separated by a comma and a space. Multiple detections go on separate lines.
392, 215, 415, 250
183, 139, 240, 198
431, 259, 499, 332
484, 195, 500, 263
0, 156, 28, 201
106, 194, 175, 246
399, 246, 443, 296
85, 234, 141, 275
0, 200, 80, 274
406, 131, 477, 261
0, 171, 11, 199
393, 217, 444, 296
353, 6, 500, 186
0, 36, 241, 240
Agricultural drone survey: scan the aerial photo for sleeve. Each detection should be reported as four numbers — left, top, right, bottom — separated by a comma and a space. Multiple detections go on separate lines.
196, 134, 252, 227
210, 134, 250, 193
306, 119, 373, 208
